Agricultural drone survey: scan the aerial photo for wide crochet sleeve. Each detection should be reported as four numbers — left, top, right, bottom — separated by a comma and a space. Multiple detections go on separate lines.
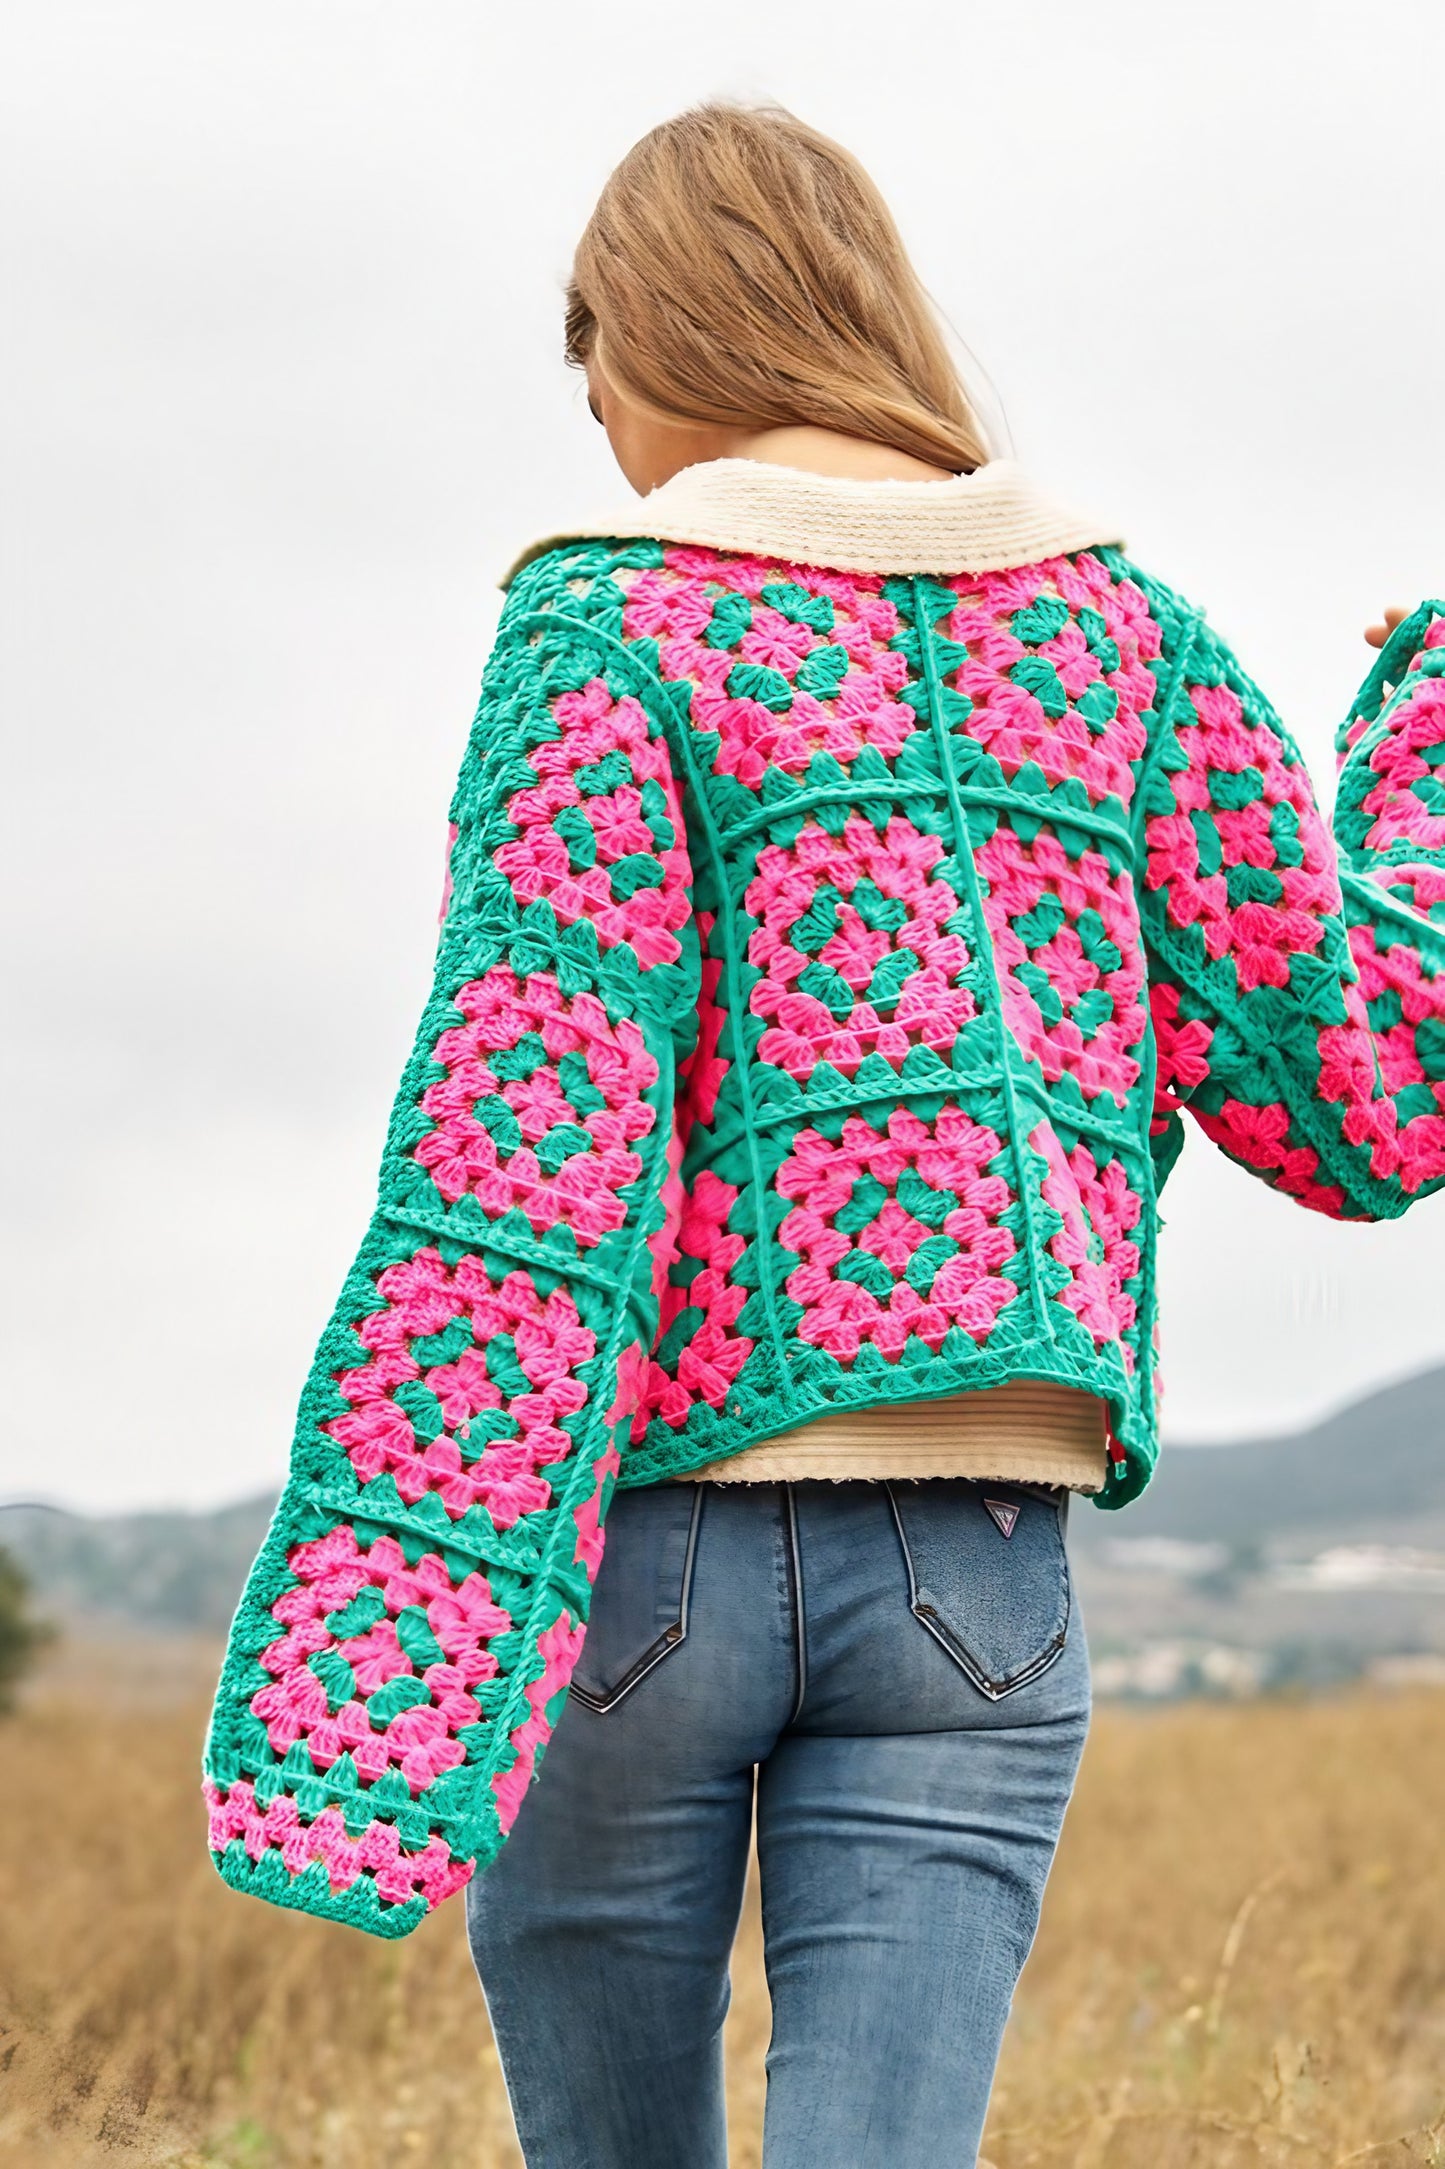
1136, 584, 1445, 1216
203, 541, 698, 1936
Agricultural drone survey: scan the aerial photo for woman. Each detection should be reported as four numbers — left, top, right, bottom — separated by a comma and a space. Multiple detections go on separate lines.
204, 104, 1445, 2168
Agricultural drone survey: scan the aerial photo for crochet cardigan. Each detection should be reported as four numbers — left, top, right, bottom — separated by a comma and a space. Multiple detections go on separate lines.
204, 459, 1445, 1937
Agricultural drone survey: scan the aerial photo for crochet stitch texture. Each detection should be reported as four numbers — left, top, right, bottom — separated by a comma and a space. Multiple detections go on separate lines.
205, 536, 1445, 1936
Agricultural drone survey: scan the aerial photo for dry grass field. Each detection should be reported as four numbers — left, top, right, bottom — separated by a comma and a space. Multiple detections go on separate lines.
3, 1638, 1445, 2169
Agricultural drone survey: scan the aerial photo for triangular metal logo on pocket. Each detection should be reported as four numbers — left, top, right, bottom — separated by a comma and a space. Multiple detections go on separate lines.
983, 1496, 1020, 1539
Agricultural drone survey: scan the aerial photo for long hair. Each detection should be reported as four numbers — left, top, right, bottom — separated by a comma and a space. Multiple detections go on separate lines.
566, 103, 991, 475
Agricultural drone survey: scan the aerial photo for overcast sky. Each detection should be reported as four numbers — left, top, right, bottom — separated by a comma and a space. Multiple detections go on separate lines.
4, 0, 1443, 1513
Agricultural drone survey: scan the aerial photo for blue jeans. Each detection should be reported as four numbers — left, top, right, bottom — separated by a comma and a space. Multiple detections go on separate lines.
466, 1478, 1091, 2168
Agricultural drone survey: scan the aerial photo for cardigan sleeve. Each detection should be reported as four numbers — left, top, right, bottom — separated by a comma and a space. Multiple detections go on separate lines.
203, 546, 699, 1937
1136, 592, 1445, 1218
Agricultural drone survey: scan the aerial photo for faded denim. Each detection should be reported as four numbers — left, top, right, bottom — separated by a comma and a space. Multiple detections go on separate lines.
467, 1477, 1092, 2169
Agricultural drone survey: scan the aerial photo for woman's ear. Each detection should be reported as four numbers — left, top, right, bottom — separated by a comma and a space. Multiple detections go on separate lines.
585, 347, 723, 496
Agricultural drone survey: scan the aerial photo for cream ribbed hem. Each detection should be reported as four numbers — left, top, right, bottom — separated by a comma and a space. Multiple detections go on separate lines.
502, 457, 1122, 586
674, 1381, 1108, 1493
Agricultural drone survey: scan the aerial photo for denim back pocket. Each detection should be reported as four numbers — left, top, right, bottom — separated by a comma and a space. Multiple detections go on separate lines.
886, 1479, 1071, 1701
570, 1483, 704, 1714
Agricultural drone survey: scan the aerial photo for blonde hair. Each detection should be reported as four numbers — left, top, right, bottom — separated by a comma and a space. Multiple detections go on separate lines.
565, 104, 991, 475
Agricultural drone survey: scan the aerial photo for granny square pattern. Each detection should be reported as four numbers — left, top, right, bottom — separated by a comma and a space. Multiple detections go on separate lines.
205, 538, 1445, 1936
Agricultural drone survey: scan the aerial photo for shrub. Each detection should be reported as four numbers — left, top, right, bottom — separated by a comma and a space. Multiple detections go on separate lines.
0, 1546, 53, 1713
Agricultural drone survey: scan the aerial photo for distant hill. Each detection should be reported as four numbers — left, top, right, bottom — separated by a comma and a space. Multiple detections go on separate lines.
0, 1492, 276, 1635
3, 1366, 1444, 1690
1062, 1363, 1445, 1689
1070, 1362, 1445, 1556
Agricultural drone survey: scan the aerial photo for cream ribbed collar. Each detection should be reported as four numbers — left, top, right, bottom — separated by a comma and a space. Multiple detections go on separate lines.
502, 456, 1121, 587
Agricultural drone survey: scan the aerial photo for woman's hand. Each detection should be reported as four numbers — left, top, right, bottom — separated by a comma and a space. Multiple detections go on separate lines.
1365, 606, 1409, 649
